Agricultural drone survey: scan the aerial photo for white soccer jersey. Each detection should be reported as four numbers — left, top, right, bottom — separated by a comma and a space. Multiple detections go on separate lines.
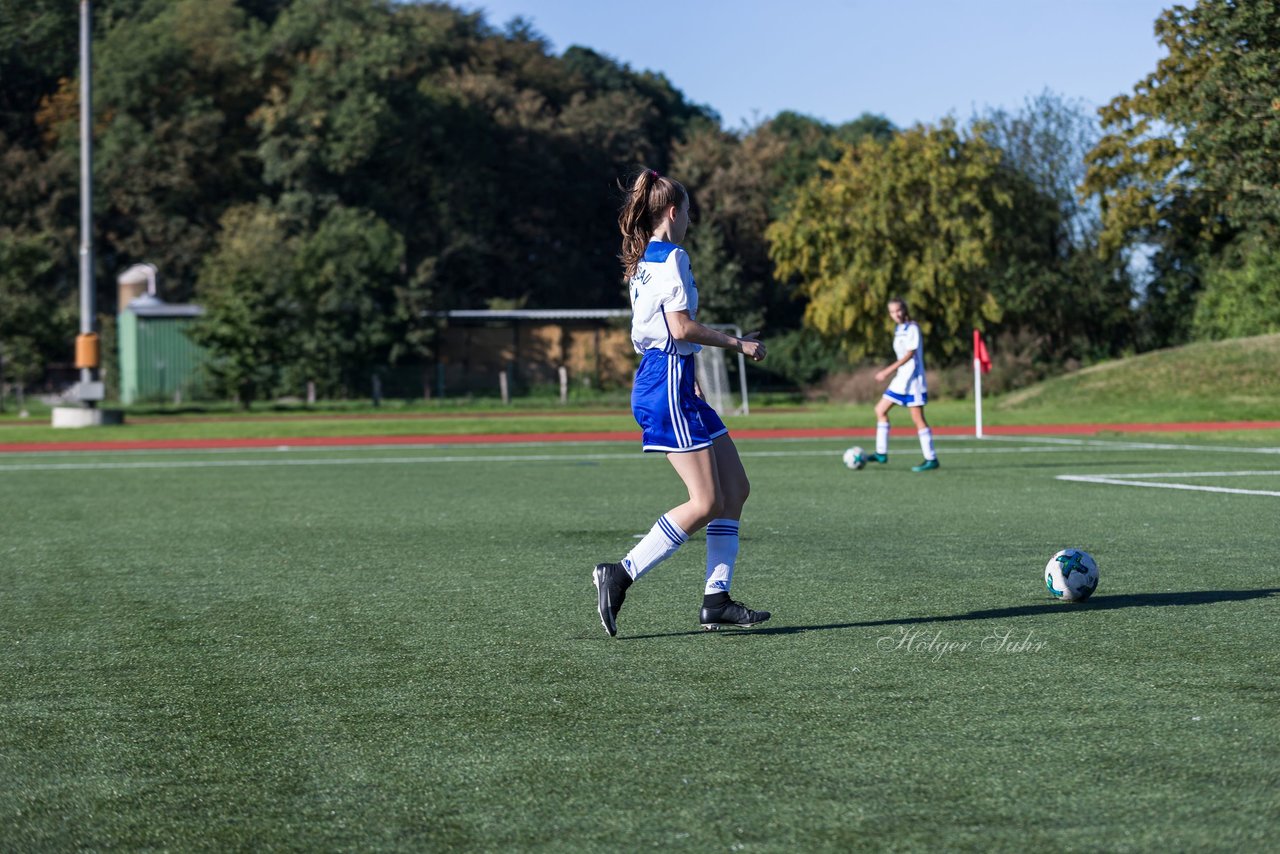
628, 239, 700, 356
887, 321, 926, 396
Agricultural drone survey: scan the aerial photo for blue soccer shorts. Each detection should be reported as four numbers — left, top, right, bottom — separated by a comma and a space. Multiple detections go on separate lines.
631, 349, 728, 453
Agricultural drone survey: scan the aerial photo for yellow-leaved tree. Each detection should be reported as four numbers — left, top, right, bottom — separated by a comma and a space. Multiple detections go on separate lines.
767, 121, 1013, 363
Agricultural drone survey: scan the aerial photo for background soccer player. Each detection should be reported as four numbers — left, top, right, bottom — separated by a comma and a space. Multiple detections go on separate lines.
864, 297, 940, 472
592, 169, 771, 637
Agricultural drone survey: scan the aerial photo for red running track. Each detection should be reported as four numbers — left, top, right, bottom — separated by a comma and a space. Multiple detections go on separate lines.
2, 421, 1279, 454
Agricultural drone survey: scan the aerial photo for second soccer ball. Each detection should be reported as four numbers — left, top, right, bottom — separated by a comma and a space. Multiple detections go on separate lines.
1044, 548, 1099, 602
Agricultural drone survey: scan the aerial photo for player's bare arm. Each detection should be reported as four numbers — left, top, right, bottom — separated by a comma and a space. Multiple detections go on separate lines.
664, 310, 766, 361
875, 348, 915, 383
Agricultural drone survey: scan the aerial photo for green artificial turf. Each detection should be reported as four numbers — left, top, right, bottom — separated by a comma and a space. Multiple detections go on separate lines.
2, 434, 1278, 850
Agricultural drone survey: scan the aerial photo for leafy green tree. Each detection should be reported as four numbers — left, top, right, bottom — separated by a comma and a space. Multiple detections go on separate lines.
767, 121, 1011, 363
0, 0, 737, 395
1192, 240, 1280, 340
249, 2, 712, 317
1081, 0, 1280, 347
0, 0, 147, 145
975, 92, 1135, 361
979, 90, 1101, 250
87, 0, 265, 299
0, 231, 75, 394
189, 204, 296, 406
673, 111, 896, 344
764, 111, 895, 216
672, 120, 779, 332
286, 205, 405, 397
682, 223, 757, 331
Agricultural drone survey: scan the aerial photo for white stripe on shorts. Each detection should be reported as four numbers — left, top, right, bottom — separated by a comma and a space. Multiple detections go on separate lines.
667, 354, 691, 448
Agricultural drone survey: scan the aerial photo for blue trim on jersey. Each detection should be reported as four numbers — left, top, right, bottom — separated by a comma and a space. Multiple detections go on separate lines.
643, 241, 680, 263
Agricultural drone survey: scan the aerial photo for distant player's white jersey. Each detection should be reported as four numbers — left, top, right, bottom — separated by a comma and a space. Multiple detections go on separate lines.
629, 239, 700, 356
887, 321, 926, 398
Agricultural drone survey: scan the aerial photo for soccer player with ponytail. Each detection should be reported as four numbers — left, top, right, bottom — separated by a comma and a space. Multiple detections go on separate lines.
592, 168, 771, 637
864, 297, 940, 472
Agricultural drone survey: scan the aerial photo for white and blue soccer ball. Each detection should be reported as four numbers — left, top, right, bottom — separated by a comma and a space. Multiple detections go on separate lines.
842, 446, 866, 470
1045, 548, 1099, 602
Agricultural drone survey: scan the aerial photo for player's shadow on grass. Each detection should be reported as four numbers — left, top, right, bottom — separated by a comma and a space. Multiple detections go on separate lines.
754, 588, 1280, 636
618, 588, 1280, 639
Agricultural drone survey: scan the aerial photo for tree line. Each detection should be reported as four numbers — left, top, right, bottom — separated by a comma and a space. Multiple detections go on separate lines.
1, 0, 1276, 404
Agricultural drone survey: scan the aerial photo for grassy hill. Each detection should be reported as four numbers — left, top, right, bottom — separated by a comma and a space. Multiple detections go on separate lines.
986, 333, 1280, 423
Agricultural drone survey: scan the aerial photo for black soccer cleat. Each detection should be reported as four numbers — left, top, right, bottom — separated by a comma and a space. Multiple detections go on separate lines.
865, 453, 888, 464
699, 599, 771, 631
593, 562, 632, 637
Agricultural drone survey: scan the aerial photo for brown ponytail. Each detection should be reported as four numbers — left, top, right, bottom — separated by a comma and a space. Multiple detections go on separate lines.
618, 168, 688, 279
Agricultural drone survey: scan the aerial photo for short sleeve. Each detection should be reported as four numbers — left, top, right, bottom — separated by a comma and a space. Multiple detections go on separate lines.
903, 324, 921, 351
660, 249, 694, 312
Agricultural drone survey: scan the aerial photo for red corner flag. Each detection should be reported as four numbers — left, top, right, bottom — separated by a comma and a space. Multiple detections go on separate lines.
974, 329, 991, 374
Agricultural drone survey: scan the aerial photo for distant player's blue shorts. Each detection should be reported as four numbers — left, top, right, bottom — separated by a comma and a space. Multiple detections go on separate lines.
632, 349, 728, 453
882, 388, 928, 407
883, 374, 928, 407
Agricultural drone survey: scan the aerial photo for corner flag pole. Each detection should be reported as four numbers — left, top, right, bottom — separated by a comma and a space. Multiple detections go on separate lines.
973, 329, 990, 438
974, 354, 983, 438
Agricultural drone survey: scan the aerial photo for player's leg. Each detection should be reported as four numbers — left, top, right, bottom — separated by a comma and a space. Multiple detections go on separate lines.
704, 435, 746, 594
592, 447, 716, 637
868, 396, 894, 463
594, 351, 709, 637
699, 435, 770, 630
910, 405, 939, 471
664, 446, 723, 534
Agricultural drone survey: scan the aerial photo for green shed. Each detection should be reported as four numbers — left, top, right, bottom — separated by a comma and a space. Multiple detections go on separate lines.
117, 295, 210, 404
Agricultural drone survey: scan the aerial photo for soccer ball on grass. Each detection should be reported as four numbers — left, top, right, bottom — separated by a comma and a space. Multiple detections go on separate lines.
842, 446, 866, 470
1044, 548, 1099, 602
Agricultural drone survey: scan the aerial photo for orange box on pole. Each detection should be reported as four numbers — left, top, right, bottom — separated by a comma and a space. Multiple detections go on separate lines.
75, 332, 100, 369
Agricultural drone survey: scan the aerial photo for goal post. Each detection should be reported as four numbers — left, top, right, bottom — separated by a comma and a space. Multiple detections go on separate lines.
695, 324, 750, 416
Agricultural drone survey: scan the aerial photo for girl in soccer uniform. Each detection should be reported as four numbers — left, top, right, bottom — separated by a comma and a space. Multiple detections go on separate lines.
865, 298, 940, 472
592, 169, 771, 637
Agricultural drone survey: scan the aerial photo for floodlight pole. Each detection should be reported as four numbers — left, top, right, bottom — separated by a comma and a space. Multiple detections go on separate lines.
78, 0, 97, 397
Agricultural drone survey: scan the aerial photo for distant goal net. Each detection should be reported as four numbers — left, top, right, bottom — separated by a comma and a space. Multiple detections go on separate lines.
695, 324, 750, 416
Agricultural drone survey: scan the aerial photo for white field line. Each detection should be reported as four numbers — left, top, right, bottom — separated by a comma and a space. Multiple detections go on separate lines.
0, 444, 1138, 471
1056, 470, 1280, 498
985, 435, 1280, 454
0, 435, 1277, 473
0, 445, 1228, 471
0, 453, 635, 471
1, 432, 1275, 460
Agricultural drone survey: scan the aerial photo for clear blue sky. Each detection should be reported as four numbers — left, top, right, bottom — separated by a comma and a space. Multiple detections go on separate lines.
459, 0, 1171, 129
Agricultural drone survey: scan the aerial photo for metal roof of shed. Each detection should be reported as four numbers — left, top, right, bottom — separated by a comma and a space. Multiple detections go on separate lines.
436, 309, 629, 321
124, 295, 204, 318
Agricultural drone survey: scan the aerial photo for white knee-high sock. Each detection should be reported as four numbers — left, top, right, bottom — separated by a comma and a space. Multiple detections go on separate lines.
704, 519, 740, 595
876, 421, 890, 455
622, 514, 688, 580
918, 427, 936, 461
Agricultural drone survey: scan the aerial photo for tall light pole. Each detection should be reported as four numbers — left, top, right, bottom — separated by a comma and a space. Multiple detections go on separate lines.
53, 0, 114, 426
75, 0, 101, 404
